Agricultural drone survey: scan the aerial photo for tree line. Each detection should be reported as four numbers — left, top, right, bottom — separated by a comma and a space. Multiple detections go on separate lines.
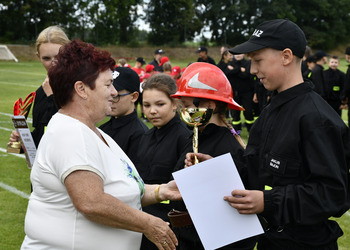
0, 0, 349, 50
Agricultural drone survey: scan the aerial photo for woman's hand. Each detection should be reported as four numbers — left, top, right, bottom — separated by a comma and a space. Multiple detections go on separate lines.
7, 130, 20, 146
159, 181, 181, 201
144, 216, 178, 250
184, 152, 213, 167
223, 190, 264, 214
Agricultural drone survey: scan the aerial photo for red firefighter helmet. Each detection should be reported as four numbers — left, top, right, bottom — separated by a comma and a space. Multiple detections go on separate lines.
171, 62, 244, 110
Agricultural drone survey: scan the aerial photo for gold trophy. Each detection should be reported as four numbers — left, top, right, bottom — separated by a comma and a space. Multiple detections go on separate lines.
7, 92, 36, 153
179, 108, 213, 164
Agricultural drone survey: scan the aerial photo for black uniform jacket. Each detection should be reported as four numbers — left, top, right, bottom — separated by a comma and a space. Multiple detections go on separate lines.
323, 68, 345, 101
343, 64, 350, 100
171, 124, 256, 250
310, 64, 325, 97
99, 110, 149, 163
135, 114, 191, 184
172, 123, 246, 209
197, 56, 216, 65
134, 114, 191, 221
32, 86, 58, 147
245, 81, 350, 247
148, 59, 163, 72
229, 59, 255, 94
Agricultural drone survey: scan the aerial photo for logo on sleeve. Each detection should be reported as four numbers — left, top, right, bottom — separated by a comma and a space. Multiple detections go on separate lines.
188, 73, 217, 91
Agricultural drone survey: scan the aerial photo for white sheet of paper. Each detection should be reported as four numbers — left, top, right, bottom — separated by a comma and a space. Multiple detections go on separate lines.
173, 153, 264, 250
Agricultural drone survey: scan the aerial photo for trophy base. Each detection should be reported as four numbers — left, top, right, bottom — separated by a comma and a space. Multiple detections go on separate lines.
6, 142, 22, 154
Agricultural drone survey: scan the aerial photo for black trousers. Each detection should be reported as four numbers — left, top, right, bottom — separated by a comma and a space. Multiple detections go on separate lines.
232, 92, 255, 132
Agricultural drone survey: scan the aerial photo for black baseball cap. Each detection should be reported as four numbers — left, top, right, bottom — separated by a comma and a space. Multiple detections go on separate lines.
136, 57, 146, 65
345, 47, 350, 55
154, 49, 164, 55
313, 50, 330, 61
112, 67, 140, 93
229, 19, 307, 58
305, 55, 316, 63
196, 46, 207, 53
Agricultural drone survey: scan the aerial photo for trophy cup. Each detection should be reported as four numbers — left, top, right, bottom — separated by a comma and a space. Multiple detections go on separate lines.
179, 108, 213, 164
7, 92, 36, 153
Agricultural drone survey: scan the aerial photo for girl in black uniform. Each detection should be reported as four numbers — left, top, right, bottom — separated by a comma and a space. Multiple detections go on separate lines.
8, 26, 70, 148
170, 62, 256, 250
134, 73, 192, 250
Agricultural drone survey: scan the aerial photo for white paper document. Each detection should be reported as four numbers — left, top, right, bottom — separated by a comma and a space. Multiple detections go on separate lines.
172, 153, 264, 250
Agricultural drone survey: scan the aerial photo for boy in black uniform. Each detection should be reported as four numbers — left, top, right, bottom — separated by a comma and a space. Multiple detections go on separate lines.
188, 19, 350, 249
343, 47, 350, 123
323, 55, 346, 116
99, 67, 148, 163
196, 46, 216, 65
148, 49, 164, 72
310, 50, 329, 98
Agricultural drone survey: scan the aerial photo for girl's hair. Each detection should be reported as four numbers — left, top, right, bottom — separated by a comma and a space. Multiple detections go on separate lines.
142, 73, 177, 101
220, 49, 230, 62
36, 26, 70, 54
162, 62, 172, 72
48, 40, 115, 108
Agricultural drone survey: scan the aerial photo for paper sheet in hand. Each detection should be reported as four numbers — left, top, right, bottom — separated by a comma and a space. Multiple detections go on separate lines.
172, 153, 263, 250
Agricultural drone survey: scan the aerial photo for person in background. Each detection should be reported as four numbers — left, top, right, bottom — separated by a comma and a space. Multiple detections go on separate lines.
8, 26, 70, 149
230, 53, 256, 132
162, 61, 172, 74
342, 47, 350, 123
146, 64, 155, 74
132, 57, 146, 79
217, 49, 235, 120
301, 45, 312, 74
21, 40, 181, 250
310, 50, 329, 98
134, 73, 192, 250
302, 55, 317, 79
188, 19, 350, 250
196, 46, 216, 65
323, 55, 346, 116
116, 58, 131, 68
170, 65, 181, 86
220, 44, 231, 56
149, 49, 164, 72
99, 67, 149, 163
159, 56, 169, 71
170, 62, 255, 250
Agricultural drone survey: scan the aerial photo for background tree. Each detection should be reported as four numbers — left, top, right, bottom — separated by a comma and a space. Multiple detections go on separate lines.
194, 0, 350, 50
145, 0, 202, 45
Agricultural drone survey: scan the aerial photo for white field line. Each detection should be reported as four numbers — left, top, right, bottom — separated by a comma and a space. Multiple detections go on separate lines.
0, 147, 26, 159
0, 69, 45, 76
0, 146, 30, 199
0, 80, 38, 88
0, 112, 32, 123
0, 126, 13, 132
0, 181, 30, 199
0, 147, 29, 199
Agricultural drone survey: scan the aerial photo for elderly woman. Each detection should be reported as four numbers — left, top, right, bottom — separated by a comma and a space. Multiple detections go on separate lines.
21, 40, 180, 250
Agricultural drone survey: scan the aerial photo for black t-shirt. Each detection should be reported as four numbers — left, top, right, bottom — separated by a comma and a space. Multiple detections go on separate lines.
32, 86, 58, 147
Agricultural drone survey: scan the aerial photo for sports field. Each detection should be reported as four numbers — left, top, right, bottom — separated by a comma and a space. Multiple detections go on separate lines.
0, 61, 349, 249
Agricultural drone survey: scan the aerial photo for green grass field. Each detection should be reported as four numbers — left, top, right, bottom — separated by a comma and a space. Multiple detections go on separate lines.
0, 60, 349, 249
